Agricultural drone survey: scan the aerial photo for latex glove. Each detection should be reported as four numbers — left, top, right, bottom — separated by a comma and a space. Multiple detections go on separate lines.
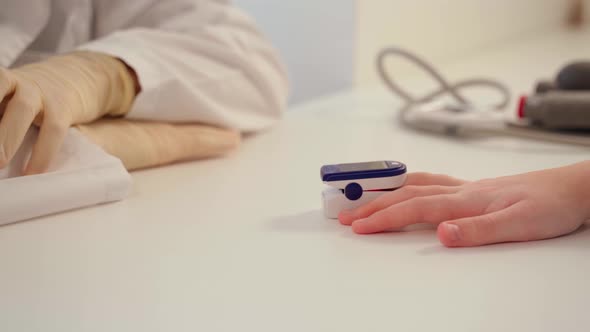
339, 162, 590, 247
76, 119, 240, 171
0, 51, 136, 174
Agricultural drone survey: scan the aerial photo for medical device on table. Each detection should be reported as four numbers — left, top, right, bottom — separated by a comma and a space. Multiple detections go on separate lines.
321, 161, 407, 219
376, 47, 590, 146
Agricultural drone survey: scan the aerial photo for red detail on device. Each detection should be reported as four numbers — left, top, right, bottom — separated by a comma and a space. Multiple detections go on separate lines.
517, 95, 527, 118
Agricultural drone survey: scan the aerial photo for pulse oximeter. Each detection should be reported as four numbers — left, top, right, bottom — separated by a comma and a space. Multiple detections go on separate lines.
321, 160, 408, 219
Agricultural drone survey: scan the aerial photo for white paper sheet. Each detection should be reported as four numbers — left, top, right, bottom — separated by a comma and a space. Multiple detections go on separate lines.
0, 128, 132, 225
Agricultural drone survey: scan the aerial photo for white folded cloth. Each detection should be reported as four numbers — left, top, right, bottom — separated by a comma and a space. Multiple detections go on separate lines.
0, 128, 132, 225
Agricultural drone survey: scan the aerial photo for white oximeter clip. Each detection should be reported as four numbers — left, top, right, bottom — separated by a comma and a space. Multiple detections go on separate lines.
321, 161, 407, 219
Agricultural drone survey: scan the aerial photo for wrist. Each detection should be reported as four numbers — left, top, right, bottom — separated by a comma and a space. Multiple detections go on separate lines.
71, 51, 137, 117
567, 161, 590, 219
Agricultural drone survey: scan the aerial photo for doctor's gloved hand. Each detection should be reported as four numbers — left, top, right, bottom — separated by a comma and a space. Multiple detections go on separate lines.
0, 51, 136, 175
339, 162, 590, 247
76, 119, 241, 171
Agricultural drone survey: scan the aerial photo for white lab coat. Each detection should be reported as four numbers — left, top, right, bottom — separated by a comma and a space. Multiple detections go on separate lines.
0, 0, 289, 132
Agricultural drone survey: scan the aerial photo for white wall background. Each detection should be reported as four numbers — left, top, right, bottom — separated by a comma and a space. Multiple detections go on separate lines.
235, 1, 579, 102
355, 0, 575, 88
234, 0, 355, 104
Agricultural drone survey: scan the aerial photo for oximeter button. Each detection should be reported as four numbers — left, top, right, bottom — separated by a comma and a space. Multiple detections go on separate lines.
344, 183, 363, 201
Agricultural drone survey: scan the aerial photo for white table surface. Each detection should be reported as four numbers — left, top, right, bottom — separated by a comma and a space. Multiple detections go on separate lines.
1, 27, 590, 332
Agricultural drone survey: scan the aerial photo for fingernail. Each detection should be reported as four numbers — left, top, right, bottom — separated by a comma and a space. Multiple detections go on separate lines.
352, 218, 367, 227
443, 223, 461, 242
0, 145, 6, 168
22, 162, 30, 175
22, 163, 37, 176
340, 209, 354, 217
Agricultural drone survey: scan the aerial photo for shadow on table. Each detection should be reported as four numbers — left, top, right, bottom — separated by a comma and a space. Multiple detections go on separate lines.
266, 211, 590, 254
266, 210, 440, 245
266, 210, 342, 233
414, 223, 590, 255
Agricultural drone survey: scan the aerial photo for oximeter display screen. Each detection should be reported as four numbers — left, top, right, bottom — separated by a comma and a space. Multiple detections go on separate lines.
336, 161, 389, 172
321, 160, 406, 182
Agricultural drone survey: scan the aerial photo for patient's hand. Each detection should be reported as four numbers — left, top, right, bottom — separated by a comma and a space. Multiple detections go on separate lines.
76, 119, 240, 171
339, 164, 590, 247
